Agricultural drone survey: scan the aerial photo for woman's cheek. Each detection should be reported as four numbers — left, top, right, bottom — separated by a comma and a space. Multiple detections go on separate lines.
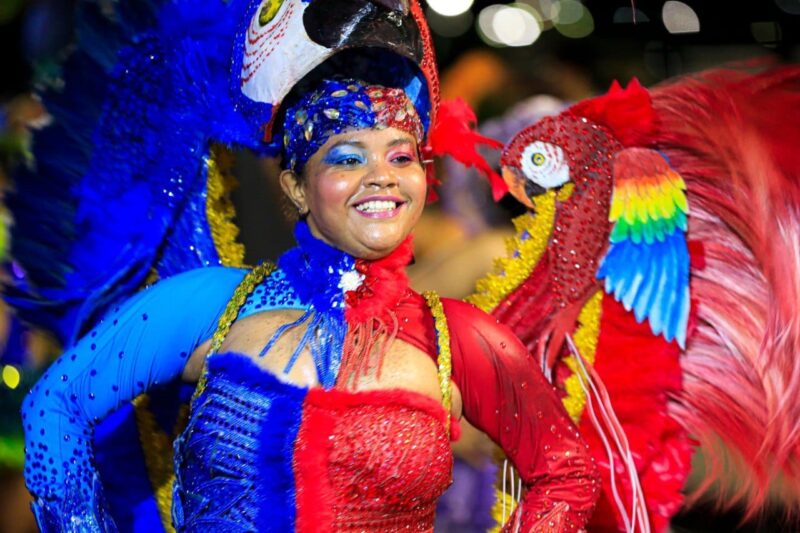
313, 171, 356, 207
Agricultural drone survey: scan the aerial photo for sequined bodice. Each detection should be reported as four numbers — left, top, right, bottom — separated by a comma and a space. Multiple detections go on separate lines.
172, 353, 452, 532
298, 387, 453, 532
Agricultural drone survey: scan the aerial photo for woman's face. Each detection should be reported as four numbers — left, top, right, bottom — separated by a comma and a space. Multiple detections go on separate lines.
281, 127, 427, 260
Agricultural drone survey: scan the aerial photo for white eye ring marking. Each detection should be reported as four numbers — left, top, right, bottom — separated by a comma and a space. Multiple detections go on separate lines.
520, 141, 570, 189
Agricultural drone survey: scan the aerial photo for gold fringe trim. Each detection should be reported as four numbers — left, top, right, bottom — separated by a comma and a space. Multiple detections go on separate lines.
466, 190, 557, 313
133, 394, 189, 532
206, 144, 246, 267
422, 291, 453, 437
562, 290, 604, 423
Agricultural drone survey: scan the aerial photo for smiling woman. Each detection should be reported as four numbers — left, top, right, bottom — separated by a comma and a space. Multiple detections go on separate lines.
17, 1, 601, 531
282, 127, 427, 260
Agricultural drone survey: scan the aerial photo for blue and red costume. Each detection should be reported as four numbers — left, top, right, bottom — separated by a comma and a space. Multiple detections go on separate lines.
24, 222, 600, 531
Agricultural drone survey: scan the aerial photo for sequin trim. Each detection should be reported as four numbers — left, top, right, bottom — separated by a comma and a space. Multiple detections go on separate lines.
467, 190, 557, 313
205, 144, 246, 267
422, 291, 452, 437
561, 290, 603, 422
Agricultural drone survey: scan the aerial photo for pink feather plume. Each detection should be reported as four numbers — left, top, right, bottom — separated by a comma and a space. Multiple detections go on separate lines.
650, 65, 800, 514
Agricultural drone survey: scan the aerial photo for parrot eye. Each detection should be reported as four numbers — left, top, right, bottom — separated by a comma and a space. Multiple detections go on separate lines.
520, 141, 570, 189
259, 0, 285, 26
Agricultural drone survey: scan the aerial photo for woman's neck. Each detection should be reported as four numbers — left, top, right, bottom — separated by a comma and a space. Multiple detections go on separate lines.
278, 221, 414, 321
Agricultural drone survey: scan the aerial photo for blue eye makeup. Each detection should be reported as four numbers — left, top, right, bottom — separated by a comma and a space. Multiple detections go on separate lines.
323, 145, 366, 166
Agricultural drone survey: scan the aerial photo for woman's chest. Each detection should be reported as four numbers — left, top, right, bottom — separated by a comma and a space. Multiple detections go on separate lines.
219, 309, 445, 401
173, 356, 453, 532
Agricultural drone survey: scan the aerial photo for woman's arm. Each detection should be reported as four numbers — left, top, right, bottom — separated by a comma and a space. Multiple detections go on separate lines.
22, 267, 246, 531
443, 298, 600, 532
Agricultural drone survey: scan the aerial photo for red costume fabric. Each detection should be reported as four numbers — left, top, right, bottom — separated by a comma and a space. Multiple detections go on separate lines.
395, 291, 600, 531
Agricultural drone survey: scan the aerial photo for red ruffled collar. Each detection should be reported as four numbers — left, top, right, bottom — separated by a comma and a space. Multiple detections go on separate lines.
344, 236, 414, 324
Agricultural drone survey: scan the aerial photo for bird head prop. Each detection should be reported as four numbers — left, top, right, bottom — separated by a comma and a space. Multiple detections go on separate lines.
499, 79, 656, 209
493, 79, 690, 349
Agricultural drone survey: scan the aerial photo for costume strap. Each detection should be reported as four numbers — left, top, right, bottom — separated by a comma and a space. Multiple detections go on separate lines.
192, 262, 277, 403
422, 291, 453, 437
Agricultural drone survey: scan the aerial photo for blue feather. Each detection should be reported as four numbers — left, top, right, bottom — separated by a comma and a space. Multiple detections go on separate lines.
8, 0, 256, 343
598, 230, 691, 346
621, 245, 649, 311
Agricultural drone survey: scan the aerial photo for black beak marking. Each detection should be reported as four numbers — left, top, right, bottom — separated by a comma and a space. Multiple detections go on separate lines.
524, 180, 547, 198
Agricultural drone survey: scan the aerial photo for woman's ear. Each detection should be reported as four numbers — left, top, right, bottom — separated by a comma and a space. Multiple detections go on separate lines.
279, 169, 308, 215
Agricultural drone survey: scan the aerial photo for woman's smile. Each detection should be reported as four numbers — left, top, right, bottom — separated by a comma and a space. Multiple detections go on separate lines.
352, 195, 407, 218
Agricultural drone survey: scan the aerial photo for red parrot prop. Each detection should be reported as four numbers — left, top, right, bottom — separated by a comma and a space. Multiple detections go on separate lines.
469, 66, 800, 531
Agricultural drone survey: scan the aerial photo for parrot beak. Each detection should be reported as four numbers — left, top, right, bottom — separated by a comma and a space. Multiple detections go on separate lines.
502, 166, 538, 210
304, 0, 422, 62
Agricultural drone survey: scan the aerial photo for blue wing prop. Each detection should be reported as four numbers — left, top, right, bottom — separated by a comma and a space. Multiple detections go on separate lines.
8, 0, 260, 346
597, 148, 691, 348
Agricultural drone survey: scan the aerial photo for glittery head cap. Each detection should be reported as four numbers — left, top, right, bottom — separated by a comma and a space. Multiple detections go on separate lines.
282, 78, 425, 172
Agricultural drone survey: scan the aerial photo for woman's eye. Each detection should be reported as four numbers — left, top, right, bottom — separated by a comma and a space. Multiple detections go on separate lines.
324, 153, 365, 166
338, 156, 363, 166
390, 152, 417, 164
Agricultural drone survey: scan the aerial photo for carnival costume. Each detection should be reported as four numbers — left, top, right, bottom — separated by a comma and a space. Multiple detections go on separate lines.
13, 1, 602, 531
471, 67, 800, 531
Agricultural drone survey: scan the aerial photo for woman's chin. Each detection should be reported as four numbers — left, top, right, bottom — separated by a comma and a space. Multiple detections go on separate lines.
348, 231, 408, 260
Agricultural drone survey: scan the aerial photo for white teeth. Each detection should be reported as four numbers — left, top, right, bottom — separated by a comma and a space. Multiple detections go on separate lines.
355, 200, 398, 213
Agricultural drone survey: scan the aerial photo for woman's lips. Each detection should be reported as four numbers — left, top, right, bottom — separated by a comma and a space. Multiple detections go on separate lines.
352, 196, 406, 219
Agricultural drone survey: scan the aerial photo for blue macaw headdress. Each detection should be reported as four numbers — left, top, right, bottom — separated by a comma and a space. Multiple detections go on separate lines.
9, 0, 439, 343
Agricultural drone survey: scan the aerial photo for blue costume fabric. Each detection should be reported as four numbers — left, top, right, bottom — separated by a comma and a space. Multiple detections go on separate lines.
282, 78, 424, 172
172, 355, 307, 532
21, 250, 313, 530
23, 222, 384, 530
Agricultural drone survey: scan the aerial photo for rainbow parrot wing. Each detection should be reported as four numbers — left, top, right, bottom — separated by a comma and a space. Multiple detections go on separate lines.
597, 147, 690, 347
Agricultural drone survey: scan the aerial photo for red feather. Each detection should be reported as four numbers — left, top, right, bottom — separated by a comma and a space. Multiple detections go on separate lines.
569, 79, 657, 147
579, 296, 693, 532
650, 65, 800, 513
426, 99, 506, 201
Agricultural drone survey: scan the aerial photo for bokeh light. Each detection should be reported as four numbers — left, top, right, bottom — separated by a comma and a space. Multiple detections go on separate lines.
2, 364, 20, 389
662, 1, 701, 34
554, 0, 584, 25
554, 1, 594, 38
427, 0, 474, 17
751, 21, 782, 47
775, 0, 800, 15
478, 4, 542, 47
427, 8, 474, 38
613, 7, 650, 24
520, 0, 560, 22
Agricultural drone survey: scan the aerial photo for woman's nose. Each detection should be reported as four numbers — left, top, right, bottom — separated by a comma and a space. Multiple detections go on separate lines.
364, 161, 399, 188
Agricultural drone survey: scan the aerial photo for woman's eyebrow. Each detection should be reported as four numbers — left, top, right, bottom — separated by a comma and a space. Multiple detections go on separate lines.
387, 137, 414, 148
328, 140, 366, 151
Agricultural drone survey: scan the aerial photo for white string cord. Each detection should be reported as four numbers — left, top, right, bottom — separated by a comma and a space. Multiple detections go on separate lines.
566, 333, 651, 533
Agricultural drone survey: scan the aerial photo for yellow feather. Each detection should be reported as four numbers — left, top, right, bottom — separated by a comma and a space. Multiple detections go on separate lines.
609, 190, 624, 222
673, 185, 689, 212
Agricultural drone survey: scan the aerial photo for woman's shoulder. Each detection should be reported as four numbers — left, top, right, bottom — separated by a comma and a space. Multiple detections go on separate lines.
153, 265, 250, 288
438, 296, 526, 355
